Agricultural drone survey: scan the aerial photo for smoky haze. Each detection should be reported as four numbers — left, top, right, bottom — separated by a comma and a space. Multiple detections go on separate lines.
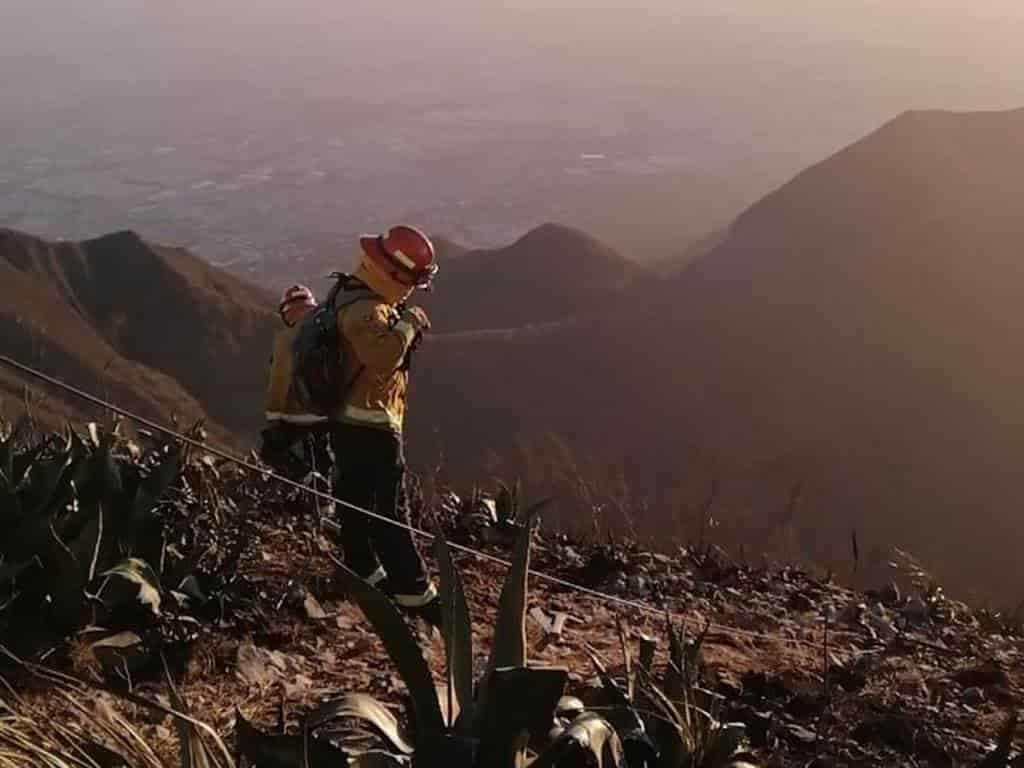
3, 0, 1024, 263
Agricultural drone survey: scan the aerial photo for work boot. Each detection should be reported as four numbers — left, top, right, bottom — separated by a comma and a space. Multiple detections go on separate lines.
393, 583, 442, 630
404, 595, 443, 631
327, 563, 388, 601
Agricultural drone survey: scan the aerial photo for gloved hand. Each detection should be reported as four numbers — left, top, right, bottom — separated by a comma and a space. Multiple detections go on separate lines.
401, 306, 432, 334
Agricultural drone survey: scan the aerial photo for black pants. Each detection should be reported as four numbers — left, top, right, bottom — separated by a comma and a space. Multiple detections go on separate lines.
260, 422, 332, 485
330, 424, 429, 597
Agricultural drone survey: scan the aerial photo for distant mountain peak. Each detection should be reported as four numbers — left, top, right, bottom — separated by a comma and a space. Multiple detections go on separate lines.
85, 229, 149, 250
514, 221, 609, 251
419, 223, 645, 333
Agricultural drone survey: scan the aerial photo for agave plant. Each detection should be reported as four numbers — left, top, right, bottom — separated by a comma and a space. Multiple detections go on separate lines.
237, 500, 628, 767
483, 479, 524, 544
444, 479, 522, 546
581, 619, 759, 768
0, 419, 180, 662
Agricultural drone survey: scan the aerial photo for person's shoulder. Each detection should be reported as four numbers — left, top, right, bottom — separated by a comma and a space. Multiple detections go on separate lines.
343, 291, 384, 309
338, 293, 388, 328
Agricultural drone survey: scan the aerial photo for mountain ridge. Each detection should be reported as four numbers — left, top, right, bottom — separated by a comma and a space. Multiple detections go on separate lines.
410, 105, 1024, 603
0, 227, 277, 442
417, 221, 647, 332
6, 106, 1024, 602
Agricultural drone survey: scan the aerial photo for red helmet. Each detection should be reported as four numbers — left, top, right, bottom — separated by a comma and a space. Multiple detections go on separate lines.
360, 224, 438, 289
278, 284, 316, 327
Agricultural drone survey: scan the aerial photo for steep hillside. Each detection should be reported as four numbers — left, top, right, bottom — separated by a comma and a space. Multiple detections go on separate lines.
418, 222, 647, 332
409, 107, 1024, 602
551, 167, 752, 265
616, 107, 1024, 458
4, 430, 1017, 767
430, 235, 469, 262
641, 107, 1024, 585
0, 228, 277, 442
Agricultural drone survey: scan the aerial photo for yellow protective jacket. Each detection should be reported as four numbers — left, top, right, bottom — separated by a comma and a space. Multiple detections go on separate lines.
334, 296, 419, 434
264, 325, 328, 425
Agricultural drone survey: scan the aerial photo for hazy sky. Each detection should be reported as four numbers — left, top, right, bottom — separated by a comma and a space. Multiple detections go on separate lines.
6, 0, 1024, 101
3, 0, 1024, 203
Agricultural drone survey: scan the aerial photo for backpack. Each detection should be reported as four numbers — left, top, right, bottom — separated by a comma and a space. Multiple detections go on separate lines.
290, 273, 374, 415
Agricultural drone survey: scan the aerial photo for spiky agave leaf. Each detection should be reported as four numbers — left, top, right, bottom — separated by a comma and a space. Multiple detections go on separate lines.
530, 713, 626, 768
495, 480, 521, 526
617, 619, 633, 700
86, 629, 149, 681
66, 422, 88, 463
94, 558, 162, 617
484, 499, 551, 676
634, 665, 691, 764
642, 715, 690, 768
470, 499, 555, 767
474, 666, 568, 768
434, 681, 461, 728
45, 508, 103, 632
333, 561, 445, 736
235, 709, 348, 768
635, 663, 750, 768
126, 444, 180, 542
664, 616, 686, 700
9, 442, 45, 491
637, 634, 657, 677
587, 645, 659, 767
73, 428, 123, 505
305, 693, 415, 756
8, 449, 74, 554
432, 525, 475, 733
685, 621, 710, 689
585, 648, 646, 738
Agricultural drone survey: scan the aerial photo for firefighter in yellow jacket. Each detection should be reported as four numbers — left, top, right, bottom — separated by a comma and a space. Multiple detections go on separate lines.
331, 224, 440, 622
260, 285, 332, 486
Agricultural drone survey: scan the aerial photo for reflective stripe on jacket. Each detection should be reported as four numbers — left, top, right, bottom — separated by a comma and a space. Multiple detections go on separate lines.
264, 325, 328, 425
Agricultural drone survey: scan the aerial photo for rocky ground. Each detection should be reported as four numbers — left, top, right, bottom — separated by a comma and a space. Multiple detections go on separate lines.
7, 458, 1023, 767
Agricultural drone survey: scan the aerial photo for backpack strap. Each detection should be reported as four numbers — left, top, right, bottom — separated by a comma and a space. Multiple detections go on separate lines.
324, 273, 376, 312
323, 272, 355, 312
329, 274, 379, 394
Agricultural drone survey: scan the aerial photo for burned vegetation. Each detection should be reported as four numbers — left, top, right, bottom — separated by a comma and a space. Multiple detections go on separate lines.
0, 419, 1021, 767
